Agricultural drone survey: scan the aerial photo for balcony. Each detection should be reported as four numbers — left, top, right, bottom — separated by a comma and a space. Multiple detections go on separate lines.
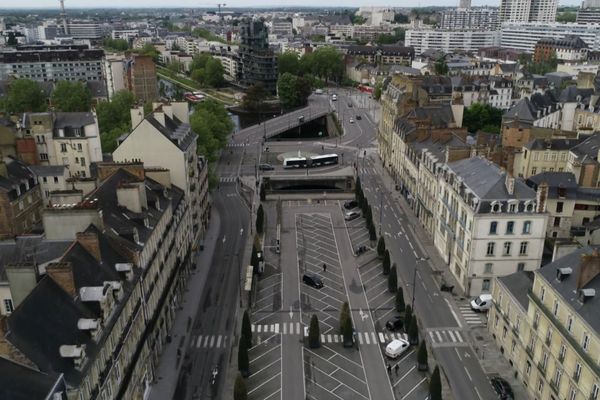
537, 361, 547, 375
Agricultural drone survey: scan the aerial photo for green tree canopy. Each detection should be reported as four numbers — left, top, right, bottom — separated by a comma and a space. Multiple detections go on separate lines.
102, 38, 129, 51
429, 366, 442, 400
242, 83, 268, 112
234, 373, 248, 400
277, 52, 300, 76
277, 73, 312, 110
417, 339, 428, 371
241, 310, 252, 348
256, 204, 264, 234
308, 314, 321, 348
238, 336, 249, 377
205, 58, 225, 87
190, 99, 233, 161
51, 81, 92, 112
136, 44, 160, 62
434, 57, 448, 76
2, 79, 48, 114
377, 236, 386, 258
191, 54, 213, 71
462, 103, 502, 133
382, 250, 391, 275
408, 315, 419, 345
96, 89, 136, 153
395, 287, 405, 313
388, 264, 398, 292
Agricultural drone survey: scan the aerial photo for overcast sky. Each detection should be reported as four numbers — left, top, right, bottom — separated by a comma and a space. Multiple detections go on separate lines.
1, 0, 582, 9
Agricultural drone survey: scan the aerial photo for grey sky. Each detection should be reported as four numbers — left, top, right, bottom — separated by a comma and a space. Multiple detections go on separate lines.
2, 0, 582, 8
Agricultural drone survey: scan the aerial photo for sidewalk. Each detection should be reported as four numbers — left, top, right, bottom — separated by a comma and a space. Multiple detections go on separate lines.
148, 208, 221, 400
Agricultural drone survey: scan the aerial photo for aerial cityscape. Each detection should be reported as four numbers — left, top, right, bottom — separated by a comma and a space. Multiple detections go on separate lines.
0, 0, 600, 400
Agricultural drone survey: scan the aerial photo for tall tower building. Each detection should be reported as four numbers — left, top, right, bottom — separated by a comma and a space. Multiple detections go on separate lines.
499, 0, 557, 22
238, 18, 278, 94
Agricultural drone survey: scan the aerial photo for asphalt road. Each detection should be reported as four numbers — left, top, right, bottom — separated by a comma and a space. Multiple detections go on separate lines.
174, 155, 250, 400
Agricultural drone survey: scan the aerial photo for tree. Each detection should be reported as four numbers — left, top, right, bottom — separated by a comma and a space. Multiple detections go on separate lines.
256, 204, 264, 234
190, 99, 234, 161
191, 54, 212, 71
138, 43, 160, 62
260, 183, 266, 201
377, 237, 386, 259
340, 302, 353, 344
462, 103, 503, 133
388, 265, 398, 293
205, 58, 225, 87
241, 310, 252, 348
408, 315, 419, 345
417, 339, 428, 371
382, 250, 391, 275
2, 79, 47, 114
102, 38, 129, 51
278, 73, 312, 110
308, 314, 321, 348
429, 366, 442, 400
238, 335, 249, 377
191, 68, 206, 85
373, 82, 383, 100
167, 60, 183, 73
278, 52, 300, 76
242, 83, 268, 112
234, 373, 248, 400
96, 90, 136, 153
434, 57, 448, 76
300, 47, 345, 84
368, 223, 377, 242
404, 305, 412, 326
556, 11, 576, 22
396, 287, 405, 313
51, 81, 92, 112
250, 245, 259, 269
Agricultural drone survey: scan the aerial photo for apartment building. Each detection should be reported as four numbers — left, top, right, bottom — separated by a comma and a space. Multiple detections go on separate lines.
65, 21, 103, 40
503, 92, 562, 129
405, 29, 500, 55
21, 111, 103, 178
489, 247, 600, 400
113, 102, 210, 239
576, 8, 600, 24
567, 134, 600, 188
514, 138, 582, 178
534, 36, 589, 63
238, 19, 278, 94
499, 0, 558, 22
124, 55, 158, 103
440, 8, 499, 30
434, 156, 547, 296
0, 161, 195, 399
526, 172, 600, 239
346, 45, 414, 65
104, 54, 126, 100
0, 157, 43, 240
500, 22, 600, 53
0, 44, 104, 82
352, 25, 395, 41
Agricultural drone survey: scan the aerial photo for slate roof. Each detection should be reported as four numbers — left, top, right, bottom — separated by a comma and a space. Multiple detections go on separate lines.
346, 45, 414, 57
570, 133, 600, 163
0, 356, 62, 400
537, 35, 589, 50
28, 165, 67, 177
537, 246, 600, 334
404, 104, 456, 128
446, 156, 536, 201
498, 271, 535, 310
524, 138, 582, 151
504, 91, 560, 122
0, 157, 36, 196
0, 235, 71, 280
132, 113, 195, 152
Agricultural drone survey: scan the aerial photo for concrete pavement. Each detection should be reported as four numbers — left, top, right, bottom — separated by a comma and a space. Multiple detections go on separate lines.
148, 207, 220, 400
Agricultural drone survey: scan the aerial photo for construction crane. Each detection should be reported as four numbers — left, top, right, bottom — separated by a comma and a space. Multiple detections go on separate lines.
197, 3, 226, 21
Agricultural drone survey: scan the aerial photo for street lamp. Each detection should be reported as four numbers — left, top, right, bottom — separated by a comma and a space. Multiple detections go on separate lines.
411, 257, 430, 310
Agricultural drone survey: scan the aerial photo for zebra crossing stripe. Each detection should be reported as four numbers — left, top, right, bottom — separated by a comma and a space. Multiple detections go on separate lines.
216, 335, 222, 348
296, 323, 301, 335
203, 336, 210, 347
429, 332, 435, 342
379, 332, 385, 343
196, 335, 203, 348
321, 334, 326, 342
371, 332, 377, 344
209, 336, 215, 348
283, 323, 287, 334
251, 325, 256, 333
435, 331, 443, 342
327, 334, 332, 342
455, 331, 463, 342
364, 332, 371, 344
274, 324, 279, 334
334, 335, 339, 343
448, 331, 457, 342
257, 325, 262, 333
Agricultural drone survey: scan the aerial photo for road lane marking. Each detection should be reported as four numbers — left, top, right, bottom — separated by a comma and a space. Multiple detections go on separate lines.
464, 366, 473, 381
444, 298, 463, 328
400, 377, 427, 399
216, 335, 222, 348
393, 366, 416, 387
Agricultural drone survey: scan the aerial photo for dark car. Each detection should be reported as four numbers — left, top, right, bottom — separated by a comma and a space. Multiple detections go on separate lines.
259, 163, 274, 171
303, 274, 323, 289
344, 200, 358, 209
348, 102, 353, 107
490, 377, 514, 400
356, 115, 362, 120
355, 245, 368, 256
386, 316, 404, 331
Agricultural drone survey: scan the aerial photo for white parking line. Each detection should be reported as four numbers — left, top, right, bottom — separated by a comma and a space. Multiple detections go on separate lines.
400, 377, 427, 399
393, 366, 416, 387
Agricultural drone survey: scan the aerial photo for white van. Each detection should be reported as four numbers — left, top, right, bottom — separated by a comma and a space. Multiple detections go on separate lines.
385, 339, 410, 358
332, 94, 337, 101
470, 294, 492, 312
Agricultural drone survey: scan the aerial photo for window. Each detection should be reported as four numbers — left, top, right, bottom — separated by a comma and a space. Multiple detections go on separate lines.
517, 262, 525, 272
591, 383, 599, 400
80, 157, 86, 166
517, 241, 527, 256
42, 176, 47, 183
503, 326, 508, 338
503, 242, 512, 256
541, 353, 548, 369
537, 378, 544, 393
487, 242, 495, 256
556, 202, 564, 213
526, 360, 531, 375
60, 143, 67, 152
523, 221, 531, 234
534, 311, 540, 327
77, 143, 82, 151
569, 388, 577, 400
553, 368, 562, 387
482, 279, 491, 291
484, 263, 493, 274
559, 343, 566, 361
574, 363, 582, 381
506, 221, 514, 234
567, 316, 573, 332
490, 221, 498, 234
531, 167, 537, 175
583, 334, 590, 351
53, 176, 58, 184
40, 153, 48, 161
3, 299, 13, 314
553, 300, 559, 316
546, 328, 553, 344
509, 203, 516, 213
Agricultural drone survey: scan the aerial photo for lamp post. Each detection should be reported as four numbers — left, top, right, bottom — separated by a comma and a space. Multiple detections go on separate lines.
411, 257, 429, 310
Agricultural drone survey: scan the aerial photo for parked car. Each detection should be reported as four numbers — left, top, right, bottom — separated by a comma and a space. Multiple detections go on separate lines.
315, 89, 324, 94
332, 94, 337, 101
385, 339, 410, 358
302, 274, 323, 289
356, 115, 362, 120
349, 118, 354, 124
385, 316, 404, 331
345, 211, 360, 221
354, 245, 368, 256
344, 200, 358, 209
259, 163, 274, 171
298, 115, 305, 123
348, 102, 353, 107
470, 294, 492, 312
490, 377, 514, 400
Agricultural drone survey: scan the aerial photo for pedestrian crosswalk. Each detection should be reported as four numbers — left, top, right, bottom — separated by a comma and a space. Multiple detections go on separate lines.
459, 305, 486, 326
192, 334, 229, 349
219, 177, 237, 183
227, 143, 246, 147
427, 329, 465, 345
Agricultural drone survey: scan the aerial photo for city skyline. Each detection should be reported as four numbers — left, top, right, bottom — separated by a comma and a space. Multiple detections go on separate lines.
0, 0, 582, 9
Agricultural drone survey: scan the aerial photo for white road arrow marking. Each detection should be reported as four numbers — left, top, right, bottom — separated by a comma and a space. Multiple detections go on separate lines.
240, 228, 244, 236
222, 235, 226, 244
289, 306, 293, 319
464, 352, 471, 358
359, 309, 369, 321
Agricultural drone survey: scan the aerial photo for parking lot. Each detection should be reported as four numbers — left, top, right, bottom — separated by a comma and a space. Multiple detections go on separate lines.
344, 202, 429, 400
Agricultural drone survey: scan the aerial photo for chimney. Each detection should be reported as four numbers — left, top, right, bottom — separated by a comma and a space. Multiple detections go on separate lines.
117, 181, 147, 213
47, 262, 76, 297
505, 172, 515, 195
536, 183, 548, 213
76, 232, 101, 262
153, 110, 166, 127
576, 249, 600, 290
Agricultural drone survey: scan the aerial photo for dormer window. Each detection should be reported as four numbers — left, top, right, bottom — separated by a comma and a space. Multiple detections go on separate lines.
491, 202, 501, 213
525, 201, 534, 212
